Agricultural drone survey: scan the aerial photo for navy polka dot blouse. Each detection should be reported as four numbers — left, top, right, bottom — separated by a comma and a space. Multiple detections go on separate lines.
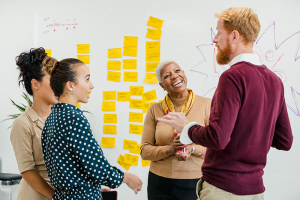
42, 103, 124, 199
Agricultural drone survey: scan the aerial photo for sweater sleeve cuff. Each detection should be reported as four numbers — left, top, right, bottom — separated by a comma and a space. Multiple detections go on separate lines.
180, 122, 201, 144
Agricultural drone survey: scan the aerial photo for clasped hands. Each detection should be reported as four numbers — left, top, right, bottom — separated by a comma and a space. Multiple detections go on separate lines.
166, 134, 193, 161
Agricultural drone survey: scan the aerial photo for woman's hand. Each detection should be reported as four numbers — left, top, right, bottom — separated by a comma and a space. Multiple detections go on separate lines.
175, 145, 193, 161
123, 172, 143, 194
101, 187, 111, 192
166, 134, 186, 155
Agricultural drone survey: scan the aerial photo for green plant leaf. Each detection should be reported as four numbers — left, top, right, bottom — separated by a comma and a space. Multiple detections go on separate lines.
82, 110, 92, 115
10, 99, 26, 112
22, 92, 32, 105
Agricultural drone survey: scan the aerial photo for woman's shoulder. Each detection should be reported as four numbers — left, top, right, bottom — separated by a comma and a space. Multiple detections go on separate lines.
11, 109, 31, 130
194, 95, 212, 105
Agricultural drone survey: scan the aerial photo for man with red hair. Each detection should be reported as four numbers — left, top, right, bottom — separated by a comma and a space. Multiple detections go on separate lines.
158, 7, 293, 200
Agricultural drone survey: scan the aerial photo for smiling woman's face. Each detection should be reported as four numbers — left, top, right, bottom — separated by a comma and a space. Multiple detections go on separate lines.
159, 62, 188, 97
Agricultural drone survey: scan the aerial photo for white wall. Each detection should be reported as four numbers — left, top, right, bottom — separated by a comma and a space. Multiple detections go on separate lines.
0, 0, 300, 200
0, 1, 35, 199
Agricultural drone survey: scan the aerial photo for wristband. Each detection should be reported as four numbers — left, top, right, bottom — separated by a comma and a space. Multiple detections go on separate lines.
191, 145, 195, 154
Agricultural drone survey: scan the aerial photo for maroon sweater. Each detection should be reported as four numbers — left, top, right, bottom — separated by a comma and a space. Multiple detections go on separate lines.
188, 61, 293, 195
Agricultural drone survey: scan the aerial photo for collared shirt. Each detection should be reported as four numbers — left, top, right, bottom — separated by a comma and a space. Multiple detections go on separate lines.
10, 106, 51, 200
42, 103, 124, 200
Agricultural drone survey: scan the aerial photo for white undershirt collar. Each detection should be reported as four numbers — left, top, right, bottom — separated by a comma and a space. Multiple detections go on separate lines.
228, 53, 262, 67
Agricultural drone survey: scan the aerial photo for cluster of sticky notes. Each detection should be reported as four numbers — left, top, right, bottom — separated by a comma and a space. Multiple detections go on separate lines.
123, 140, 141, 155
101, 137, 115, 148
117, 154, 131, 171
145, 16, 163, 83
45, 49, 51, 57
77, 44, 90, 64
146, 41, 160, 62
103, 91, 117, 136
123, 36, 138, 57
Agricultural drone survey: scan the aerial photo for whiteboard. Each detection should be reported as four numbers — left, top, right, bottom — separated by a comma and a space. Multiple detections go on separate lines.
34, 0, 300, 199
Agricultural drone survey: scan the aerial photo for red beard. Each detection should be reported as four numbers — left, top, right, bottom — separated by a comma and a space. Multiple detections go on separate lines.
216, 39, 232, 65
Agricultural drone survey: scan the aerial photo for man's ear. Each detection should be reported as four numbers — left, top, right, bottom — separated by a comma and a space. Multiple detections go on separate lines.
159, 83, 165, 91
231, 30, 240, 44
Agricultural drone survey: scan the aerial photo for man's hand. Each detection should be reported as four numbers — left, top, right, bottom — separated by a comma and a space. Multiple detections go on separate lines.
158, 112, 190, 133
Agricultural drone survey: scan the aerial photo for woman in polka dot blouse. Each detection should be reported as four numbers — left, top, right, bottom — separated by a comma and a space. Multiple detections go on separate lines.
41, 57, 142, 199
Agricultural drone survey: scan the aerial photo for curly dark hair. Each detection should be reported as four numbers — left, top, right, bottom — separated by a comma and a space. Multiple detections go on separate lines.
16, 47, 47, 95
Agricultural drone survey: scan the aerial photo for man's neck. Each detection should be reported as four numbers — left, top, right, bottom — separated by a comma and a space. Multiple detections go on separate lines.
229, 43, 254, 63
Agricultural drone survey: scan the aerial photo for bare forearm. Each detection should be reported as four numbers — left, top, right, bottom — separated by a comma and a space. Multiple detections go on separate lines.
22, 170, 54, 199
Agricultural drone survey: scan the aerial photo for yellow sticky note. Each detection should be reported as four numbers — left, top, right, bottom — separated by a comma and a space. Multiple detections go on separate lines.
104, 114, 117, 123
129, 112, 143, 123
141, 158, 151, 167
103, 91, 116, 101
77, 55, 90, 64
124, 72, 138, 82
147, 16, 164, 30
77, 102, 81, 109
143, 90, 157, 102
129, 99, 144, 110
123, 60, 137, 69
77, 44, 90, 53
102, 102, 116, 111
146, 41, 160, 61
144, 73, 159, 83
117, 92, 130, 101
129, 124, 143, 135
146, 62, 159, 72
159, 100, 163, 102
103, 125, 117, 135
101, 137, 115, 148
107, 61, 121, 70
143, 101, 156, 113
123, 154, 139, 166
124, 36, 138, 47
108, 48, 122, 58
123, 140, 138, 150
123, 47, 138, 57
130, 86, 144, 96
45, 49, 51, 57
107, 71, 121, 82
146, 28, 162, 40
117, 155, 131, 171
87, 93, 90, 98
129, 144, 141, 155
